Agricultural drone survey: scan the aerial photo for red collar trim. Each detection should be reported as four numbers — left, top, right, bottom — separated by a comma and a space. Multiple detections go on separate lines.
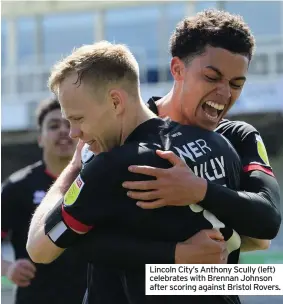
44, 169, 58, 180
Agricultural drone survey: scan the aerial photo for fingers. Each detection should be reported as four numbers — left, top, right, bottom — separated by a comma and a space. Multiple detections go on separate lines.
128, 165, 166, 177
122, 180, 158, 191
18, 267, 36, 280
17, 269, 35, 281
77, 140, 85, 150
8, 270, 32, 287
12, 273, 32, 287
156, 150, 186, 166
7, 260, 36, 286
16, 280, 31, 287
203, 229, 224, 241
20, 259, 36, 273
127, 190, 160, 201
136, 199, 166, 209
221, 248, 228, 264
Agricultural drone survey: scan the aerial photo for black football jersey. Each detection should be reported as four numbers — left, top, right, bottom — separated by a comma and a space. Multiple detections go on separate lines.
1, 161, 87, 304
61, 118, 241, 304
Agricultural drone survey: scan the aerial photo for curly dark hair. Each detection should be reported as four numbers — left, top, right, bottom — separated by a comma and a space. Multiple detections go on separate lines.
170, 9, 255, 62
36, 96, 61, 130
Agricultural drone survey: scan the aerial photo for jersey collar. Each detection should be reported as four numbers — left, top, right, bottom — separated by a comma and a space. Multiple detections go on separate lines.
147, 97, 161, 115
125, 118, 166, 144
44, 166, 58, 180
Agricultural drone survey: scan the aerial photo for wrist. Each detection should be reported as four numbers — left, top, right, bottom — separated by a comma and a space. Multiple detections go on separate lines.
174, 242, 194, 264
195, 177, 208, 203
69, 160, 81, 173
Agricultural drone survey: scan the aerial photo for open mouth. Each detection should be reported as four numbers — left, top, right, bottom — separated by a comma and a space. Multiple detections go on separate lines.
201, 101, 225, 122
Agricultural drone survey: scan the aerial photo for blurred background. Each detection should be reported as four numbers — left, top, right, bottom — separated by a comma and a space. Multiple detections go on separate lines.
1, 1, 283, 303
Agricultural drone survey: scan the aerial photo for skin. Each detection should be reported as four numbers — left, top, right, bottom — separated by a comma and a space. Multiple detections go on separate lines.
26, 72, 157, 263
158, 46, 248, 130
38, 108, 77, 176
122, 46, 270, 251
27, 71, 228, 265
124, 46, 249, 205
58, 73, 154, 153
2, 108, 77, 287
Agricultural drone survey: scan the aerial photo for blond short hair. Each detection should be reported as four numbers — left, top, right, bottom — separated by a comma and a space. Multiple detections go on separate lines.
48, 41, 140, 97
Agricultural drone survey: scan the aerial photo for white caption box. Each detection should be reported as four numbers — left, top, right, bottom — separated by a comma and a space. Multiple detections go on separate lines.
146, 264, 283, 295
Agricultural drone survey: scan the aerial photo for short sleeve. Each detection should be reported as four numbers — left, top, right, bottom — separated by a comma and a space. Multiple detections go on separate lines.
61, 152, 122, 233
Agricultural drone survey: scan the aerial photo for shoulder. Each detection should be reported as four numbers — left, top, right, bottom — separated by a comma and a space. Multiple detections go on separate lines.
81, 141, 170, 183
2, 161, 44, 190
176, 123, 236, 148
215, 119, 258, 141
83, 142, 162, 171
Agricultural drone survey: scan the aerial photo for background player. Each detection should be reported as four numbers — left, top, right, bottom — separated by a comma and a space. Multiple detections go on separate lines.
1, 98, 87, 304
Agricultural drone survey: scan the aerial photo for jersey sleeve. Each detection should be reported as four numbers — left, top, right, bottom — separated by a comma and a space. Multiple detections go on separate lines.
61, 152, 123, 233
1, 181, 22, 239
239, 132, 274, 177
218, 121, 274, 177
201, 123, 280, 239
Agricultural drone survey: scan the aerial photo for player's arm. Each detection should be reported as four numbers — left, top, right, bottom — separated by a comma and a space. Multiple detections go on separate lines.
2, 182, 37, 286
73, 228, 227, 266
240, 237, 270, 252
27, 149, 119, 264
27, 160, 81, 264
73, 231, 176, 268
124, 136, 281, 240
200, 131, 281, 240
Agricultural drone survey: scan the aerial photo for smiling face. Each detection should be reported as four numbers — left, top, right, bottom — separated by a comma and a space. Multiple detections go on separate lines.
57, 73, 124, 154
38, 108, 76, 159
171, 46, 249, 131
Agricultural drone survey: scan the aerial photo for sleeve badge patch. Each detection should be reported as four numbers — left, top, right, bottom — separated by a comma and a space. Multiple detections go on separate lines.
255, 134, 270, 166
64, 175, 85, 206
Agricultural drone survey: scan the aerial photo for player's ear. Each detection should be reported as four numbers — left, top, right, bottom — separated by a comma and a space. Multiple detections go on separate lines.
109, 89, 125, 115
171, 57, 185, 81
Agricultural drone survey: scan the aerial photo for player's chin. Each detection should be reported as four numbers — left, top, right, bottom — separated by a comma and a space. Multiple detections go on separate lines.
55, 149, 74, 158
195, 117, 219, 131
196, 110, 223, 131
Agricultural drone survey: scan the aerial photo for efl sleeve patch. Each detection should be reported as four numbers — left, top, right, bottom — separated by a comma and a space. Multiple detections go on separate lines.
64, 175, 85, 206
255, 134, 270, 166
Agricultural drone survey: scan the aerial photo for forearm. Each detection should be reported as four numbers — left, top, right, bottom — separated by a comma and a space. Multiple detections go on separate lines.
27, 162, 80, 263
240, 237, 270, 252
74, 231, 176, 268
200, 171, 281, 239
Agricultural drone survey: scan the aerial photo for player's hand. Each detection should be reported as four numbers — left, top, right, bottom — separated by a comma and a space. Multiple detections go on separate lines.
70, 139, 85, 170
123, 150, 207, 209
175, 229, 228, 264
6, 259, 36, 287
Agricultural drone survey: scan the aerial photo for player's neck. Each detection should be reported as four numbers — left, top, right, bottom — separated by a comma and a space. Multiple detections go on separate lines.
43, 153, 71, 178
156, 88, 188, 124
120, 100, 157, 145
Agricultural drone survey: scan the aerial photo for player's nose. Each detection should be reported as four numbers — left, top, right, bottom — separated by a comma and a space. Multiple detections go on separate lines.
69, 125, 82, 139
